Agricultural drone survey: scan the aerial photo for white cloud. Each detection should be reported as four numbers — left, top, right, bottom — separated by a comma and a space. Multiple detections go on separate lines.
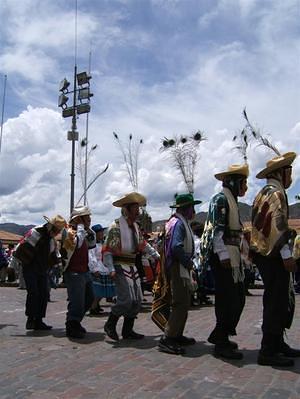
0, 0, 299, 227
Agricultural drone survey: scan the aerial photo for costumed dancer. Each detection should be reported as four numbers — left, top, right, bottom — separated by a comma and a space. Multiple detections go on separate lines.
103, 192, 159, 341
154, 193, 201, 355
61, 206, 96, 339
14, 215, 66, 330
201, 164, 248, 360
251, 151, 300, 366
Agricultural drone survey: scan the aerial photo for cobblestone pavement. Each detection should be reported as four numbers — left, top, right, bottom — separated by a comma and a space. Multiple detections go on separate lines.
1, 287, 300, 399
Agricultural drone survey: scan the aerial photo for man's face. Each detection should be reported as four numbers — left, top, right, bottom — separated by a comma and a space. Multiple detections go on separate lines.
238, 178, 248, 197
96, 230, 104, 242
49, 227, 61, 238
180, 205, 195, 221
81, 215, 91, 228
282, 166, 292, 189
127, 203, 140, 222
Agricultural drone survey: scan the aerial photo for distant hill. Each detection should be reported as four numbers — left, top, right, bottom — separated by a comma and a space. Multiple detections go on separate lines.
152, 202, 300, 231
1, 203, 300, 234
0, 223, 34, 236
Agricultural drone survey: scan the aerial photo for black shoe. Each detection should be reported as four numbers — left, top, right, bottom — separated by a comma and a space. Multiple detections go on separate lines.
200, 297, 213, 305
158, 337, 185, 355
257, 353, 294, 367
78, 323, 87, 334
104, 323, 119, 341
26, 317, 35, 330
34, 321, 52, 330
89, 308, 104, 316
227, 340, 238, 350
208, 331, 238, 350
121, 317, 144, 339
66, 320, 85, 339
214, 344, 243, 360
123, 330, 144, 340
279, 342, 300, 358
176, 336, 196, 346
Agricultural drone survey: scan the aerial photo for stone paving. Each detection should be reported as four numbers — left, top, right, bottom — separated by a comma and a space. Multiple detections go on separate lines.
1, 286, 300, 399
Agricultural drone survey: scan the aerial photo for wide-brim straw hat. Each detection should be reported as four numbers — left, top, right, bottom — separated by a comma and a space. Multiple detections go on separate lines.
43, 215, 67, 231
256, 152, 297, 179
112, 192, 147, 207
214, 164, 249, 181
69, 205, 92, 221
170, 193, 202, 208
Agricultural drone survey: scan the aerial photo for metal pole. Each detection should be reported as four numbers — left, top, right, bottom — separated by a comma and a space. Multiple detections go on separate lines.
70, 64, 78, 214
83, 51, 92, 205
0, 75, 7, 154
69, 0, 78, 214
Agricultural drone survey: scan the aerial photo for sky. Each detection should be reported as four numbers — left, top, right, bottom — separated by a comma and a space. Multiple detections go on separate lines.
0, 0, 299, 227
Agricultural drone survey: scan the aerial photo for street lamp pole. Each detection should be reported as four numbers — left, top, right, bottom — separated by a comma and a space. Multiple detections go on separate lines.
58, 69, 92, 214
69, 64, 78, 213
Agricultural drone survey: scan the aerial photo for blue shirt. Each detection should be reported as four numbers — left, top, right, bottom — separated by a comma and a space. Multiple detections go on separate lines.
169, 219, 193, 268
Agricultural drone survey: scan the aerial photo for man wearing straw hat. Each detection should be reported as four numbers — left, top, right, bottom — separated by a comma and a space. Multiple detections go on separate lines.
14, 215, 66, 331
62, 205, 96, 339
102, 192, 159, 341
201, 164, 248, 360
251, 152, 300, 367
156, 193, 201, 355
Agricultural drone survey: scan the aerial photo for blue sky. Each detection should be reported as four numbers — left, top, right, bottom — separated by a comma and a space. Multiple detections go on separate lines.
0, 0, 299, 226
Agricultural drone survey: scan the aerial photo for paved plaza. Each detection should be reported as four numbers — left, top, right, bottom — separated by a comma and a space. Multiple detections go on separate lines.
1, 286, 300, 399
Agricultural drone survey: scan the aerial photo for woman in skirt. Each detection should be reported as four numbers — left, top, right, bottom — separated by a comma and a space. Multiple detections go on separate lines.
89, 224, 116, 314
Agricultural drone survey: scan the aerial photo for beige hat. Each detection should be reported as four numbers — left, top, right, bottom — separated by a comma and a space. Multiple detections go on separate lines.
214, 164, 249, 181
43, 215, 67, 231
112, 192, 146, 207
256, 152, 297, 179
69, 205, 92, 221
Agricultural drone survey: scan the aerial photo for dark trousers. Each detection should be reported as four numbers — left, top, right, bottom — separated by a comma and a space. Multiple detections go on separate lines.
254, 253, 294, 355
64, 271, 94, 322
165, 262, 191, 338
211, 254, 245, 337
23, 269, 48, 320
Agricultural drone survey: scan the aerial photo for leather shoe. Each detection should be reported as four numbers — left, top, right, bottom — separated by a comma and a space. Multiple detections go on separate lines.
122, 331, 144, 340
158, 337, 185, 355
176, 336, 196, 345
208, 332, 238, 350
26, 318, 35, 330
78, 323, 87, 334
34, 321, 52, 330
104, 323, 119, 341
257, 353, 294, 367
279, 342, 300, 358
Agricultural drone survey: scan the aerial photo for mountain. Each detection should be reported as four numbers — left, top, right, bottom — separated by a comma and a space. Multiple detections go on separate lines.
152, 202, 300, 231
1, 202, 299, 234
0, 223, 34, 236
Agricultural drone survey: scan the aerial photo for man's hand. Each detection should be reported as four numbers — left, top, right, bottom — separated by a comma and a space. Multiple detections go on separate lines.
283, 257, 297, 272
110, 271, 116, 279
93, 271, 101, 278
220, 258, 231, 269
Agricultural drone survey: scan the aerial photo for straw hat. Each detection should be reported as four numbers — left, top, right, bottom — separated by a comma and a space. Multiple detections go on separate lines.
43, 215, 67, 231
256, 152, 297, 179
69, 205, 92, 221
214, 164, 249, 181
170, 193, 202, 208
112, 192, 146, 207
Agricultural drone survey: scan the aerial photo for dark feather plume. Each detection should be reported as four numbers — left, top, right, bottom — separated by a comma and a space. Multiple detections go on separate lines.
243, 108, 281, 156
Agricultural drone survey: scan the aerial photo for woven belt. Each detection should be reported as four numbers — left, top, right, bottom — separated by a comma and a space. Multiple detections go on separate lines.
113, 255, 136, 264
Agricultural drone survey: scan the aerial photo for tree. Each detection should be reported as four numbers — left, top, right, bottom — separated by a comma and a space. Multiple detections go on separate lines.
160, 131, 206, 194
